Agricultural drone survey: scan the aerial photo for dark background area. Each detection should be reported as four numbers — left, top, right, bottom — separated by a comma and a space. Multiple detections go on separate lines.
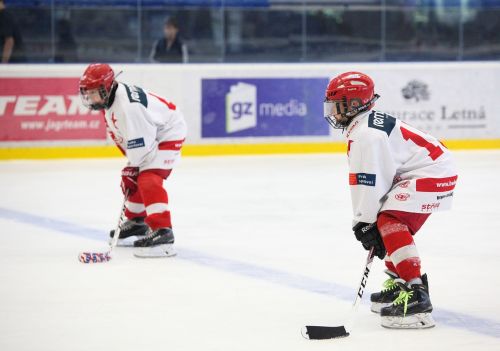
5, 0, 500, 63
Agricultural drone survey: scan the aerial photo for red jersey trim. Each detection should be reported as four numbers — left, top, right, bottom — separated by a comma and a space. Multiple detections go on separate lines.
149, 92, 176, 110
416, 175, 458, 192
158, 139, 185, 151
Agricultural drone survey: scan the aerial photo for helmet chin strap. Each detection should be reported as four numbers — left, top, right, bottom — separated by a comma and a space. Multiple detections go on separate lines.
326, 94, 380, 130
345, 94, 380, 118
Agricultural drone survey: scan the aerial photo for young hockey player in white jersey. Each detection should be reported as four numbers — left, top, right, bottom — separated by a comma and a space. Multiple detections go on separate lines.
79, 63, 187, 258
324, 71, 457, 329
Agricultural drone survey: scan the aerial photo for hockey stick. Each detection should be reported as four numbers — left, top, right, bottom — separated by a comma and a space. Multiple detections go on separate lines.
302, 247, 375, 340
78, 190, 129, 264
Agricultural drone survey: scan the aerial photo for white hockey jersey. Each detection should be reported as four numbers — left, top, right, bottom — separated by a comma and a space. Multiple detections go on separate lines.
345, 109, 457, 225
103, 83, 187, 169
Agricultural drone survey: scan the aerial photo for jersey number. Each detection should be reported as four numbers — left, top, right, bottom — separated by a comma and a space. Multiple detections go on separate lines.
400, 126, 444, 161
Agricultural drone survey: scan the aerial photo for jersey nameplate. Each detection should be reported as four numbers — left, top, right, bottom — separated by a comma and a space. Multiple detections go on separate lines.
127, 137, 145, 149
124, 84, 148, 108
368, 111, 396, 136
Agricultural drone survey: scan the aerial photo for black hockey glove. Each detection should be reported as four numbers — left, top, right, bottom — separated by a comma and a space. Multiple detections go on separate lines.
353, 222, 386, 259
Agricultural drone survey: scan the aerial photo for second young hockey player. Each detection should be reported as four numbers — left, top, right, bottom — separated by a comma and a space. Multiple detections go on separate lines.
323, 71, 457, 329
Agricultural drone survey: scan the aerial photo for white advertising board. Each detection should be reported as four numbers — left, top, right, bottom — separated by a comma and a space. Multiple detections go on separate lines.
0, 62, 498, 147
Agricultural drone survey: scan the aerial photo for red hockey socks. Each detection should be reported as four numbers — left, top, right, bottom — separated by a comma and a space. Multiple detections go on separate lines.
136, 170, 172, 230
384, 258, 398, 275
125, 190, 147, 219
377, 211, 421, 282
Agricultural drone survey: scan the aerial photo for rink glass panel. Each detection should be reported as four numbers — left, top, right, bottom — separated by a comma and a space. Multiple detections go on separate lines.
70, 8, 139, 63
7, 7, 52, 63
305, 8, 382, 62
5, 2, 500, 63
384, 6, 461, 61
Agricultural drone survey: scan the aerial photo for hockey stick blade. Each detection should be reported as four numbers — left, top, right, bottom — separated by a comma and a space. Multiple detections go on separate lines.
301, 325, 349, 340
302, 248, 375, 340
78, 251, 112, 264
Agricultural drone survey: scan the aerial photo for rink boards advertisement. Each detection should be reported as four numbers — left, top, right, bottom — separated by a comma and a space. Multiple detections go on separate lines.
0, 62, 499, 157
0, 77, 106, 142
372, 67, 497, 140
201, 78, 329, 138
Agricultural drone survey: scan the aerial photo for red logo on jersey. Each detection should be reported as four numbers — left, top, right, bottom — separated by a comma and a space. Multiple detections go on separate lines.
416, 176, 458, 192
159, 139, 185, 151
398, 180, 411, 188
395, 193, 410, 201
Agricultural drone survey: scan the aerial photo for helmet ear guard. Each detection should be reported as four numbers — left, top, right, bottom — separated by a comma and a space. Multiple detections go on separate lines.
345, 94, 379, 118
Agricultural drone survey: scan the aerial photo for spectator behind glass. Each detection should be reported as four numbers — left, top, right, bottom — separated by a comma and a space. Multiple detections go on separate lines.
0, 0, 26, 63
150, 17, 188, 63
54, 19, 78, 63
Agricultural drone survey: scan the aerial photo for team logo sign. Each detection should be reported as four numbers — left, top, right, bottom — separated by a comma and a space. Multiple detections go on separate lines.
0, 77, 105, 141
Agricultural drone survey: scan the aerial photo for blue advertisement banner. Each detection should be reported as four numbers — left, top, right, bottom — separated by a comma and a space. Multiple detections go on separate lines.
202, 78, 329, 138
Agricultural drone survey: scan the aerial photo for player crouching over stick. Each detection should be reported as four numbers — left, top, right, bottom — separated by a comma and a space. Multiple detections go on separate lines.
324, 72, 457, 329
79, 63, 187, 258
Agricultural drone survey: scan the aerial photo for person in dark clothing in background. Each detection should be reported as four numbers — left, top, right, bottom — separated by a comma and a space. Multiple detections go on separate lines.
150, 17, 188, 63
0, 0, 26, 63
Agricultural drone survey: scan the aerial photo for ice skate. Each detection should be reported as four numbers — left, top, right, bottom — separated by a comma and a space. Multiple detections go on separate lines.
109, 217, 149, 246
380, 274, 435, 329
370, 270, 401, 313
133, 227, 176, 258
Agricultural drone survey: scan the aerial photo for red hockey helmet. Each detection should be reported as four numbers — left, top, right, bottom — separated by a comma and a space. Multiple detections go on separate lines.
324, 71, 379, 129
79, 63, 116, 110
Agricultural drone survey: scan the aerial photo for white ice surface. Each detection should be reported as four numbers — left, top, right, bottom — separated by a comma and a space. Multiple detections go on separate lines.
1, 151, 500, 351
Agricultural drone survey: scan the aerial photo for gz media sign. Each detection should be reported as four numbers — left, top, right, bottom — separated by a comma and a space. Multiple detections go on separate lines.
201, 78, 329, 138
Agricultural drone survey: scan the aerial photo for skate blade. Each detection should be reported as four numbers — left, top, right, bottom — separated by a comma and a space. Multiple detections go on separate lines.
108, 236, 146, 247
134, 244, 177, 258
371, 302, 391, 314
381, 313, 436, 329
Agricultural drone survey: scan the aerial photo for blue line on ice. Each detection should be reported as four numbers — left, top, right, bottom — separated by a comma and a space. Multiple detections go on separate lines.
1, 206, 499, 339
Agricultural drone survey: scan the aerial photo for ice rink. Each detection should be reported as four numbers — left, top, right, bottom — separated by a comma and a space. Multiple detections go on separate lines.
1, 151, 499, 351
